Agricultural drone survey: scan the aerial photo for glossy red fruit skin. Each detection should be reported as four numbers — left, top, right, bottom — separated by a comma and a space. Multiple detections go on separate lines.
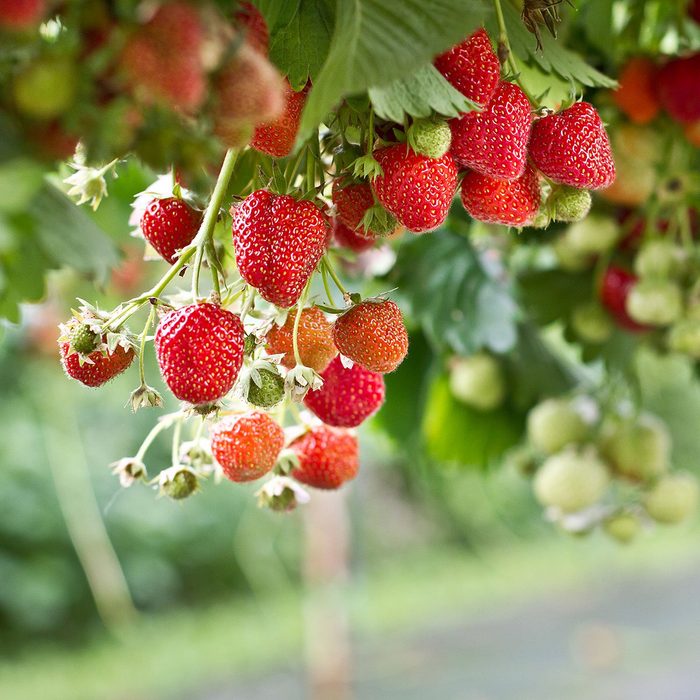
460, 163, 541, 227
333, 300, 408, 374
250, 81, 308, 158
235, 1, 269, 54
210, 411, 284, 482
60, 341, 135, 387
0, 0, 45, 29
372, 145, 458, 233
657, 54, 700, 124
304, 355, 385, 427
599, 267, 650, 333
434, 28, 500, 107
290, 426, 359, 490
333, 217, 375, 252
332, 181, 376, 239
449, 81, 532, 181
140, 197, 201, 264
232, 189, 328, 308
154, 303, 245, 405
529, 102, 615, 189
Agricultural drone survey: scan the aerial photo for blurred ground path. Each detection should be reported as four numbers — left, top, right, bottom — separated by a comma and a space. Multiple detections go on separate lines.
193, 562, 700, 700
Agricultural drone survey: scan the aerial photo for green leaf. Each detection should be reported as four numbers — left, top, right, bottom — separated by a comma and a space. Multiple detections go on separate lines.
268, 0, 335, 89
369, 64, 479, 123
422, 375, 522, 468
31, 183, 119, 286
394, 228, 519, 356
517, 268, 593, 326
299, 0, 486, 138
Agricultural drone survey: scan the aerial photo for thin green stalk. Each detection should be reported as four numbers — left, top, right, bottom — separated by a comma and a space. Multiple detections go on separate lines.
171, 416, 183, 466
292, 281, 310, 366
321, 261, 334, 306
206, 240, 222, 297
240, 287, 256, 321
135, 413, 181, 462
137, 305, 157, 386
323, 256, 348, 297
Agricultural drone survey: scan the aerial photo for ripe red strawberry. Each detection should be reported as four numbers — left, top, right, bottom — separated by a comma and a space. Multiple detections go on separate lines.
333, 300, 408, 374
235, 1, 269, 54
213, 43, 285, 148
460, 163, 541, 227
657, 54, 700, 124
0, 0, 45, 29
210, 411, 284, 482
529, 102, 615, 189
250, 81, 308, 158
120, 2, 205, 112
449, 81, 532, 181
232, 190, 328, 308
154, 303, 245, 405
140, 197, 201, 264
60, 333, 135, 387
372, 145, 458, 233
290, 426, 359, 490
599, 267, 650, 333
332, 217, 375, 252
304, 355, 385, 427
434, 28, 500, 107
265, 306, 337, 372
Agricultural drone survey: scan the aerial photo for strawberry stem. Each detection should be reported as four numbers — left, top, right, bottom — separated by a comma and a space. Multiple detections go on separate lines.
292, 280, 310, 366
171, 415, 183, 466
137, 304, 156, 387
322, 255, 348, 297
320, 259, 335, 306
135, 412, 183, 462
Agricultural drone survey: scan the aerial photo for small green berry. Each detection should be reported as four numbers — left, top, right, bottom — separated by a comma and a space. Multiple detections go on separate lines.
603, 512, 641, 544
549, 186, 592, 223
571, 303, 613, 344
644, 472, 699, 524
161, 469, 198, 500
527, 398, 588, 454
247, 368, 285, 408
626, 279, 683, 326
668, 318, 700, 358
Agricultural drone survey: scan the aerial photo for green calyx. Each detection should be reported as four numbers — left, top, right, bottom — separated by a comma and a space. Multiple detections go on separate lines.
69, 323, 99, 355
407, 118, 451, 159
247, 367, 285, 408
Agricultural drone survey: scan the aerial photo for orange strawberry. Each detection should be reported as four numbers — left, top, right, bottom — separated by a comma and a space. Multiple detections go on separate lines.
612, 57, 661, 124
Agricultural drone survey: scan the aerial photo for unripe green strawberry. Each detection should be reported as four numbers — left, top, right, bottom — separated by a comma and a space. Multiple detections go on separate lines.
644, 472, 699, 524
634, 239, 685, 279
668, 318, 700, 358
626, 279, 683, 326
160, 467, 199, 500
407, 118, 452, 159
69, 324, 99, 355
13, 57, 77, 119
603, 512, 641, 543
571, 303, 613, 344
600, 413, 670, 481
552, 234, 592, 271
534, 447, 610, 513
449, 353, 505, 411
549, 186, 592, 223
565, 215, 619, 255
247, 367, 285, 408
527, 398, 589, 454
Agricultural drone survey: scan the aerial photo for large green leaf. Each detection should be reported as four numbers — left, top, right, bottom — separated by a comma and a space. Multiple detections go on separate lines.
394, 228, 519, 356
369, 65, 478, 123
299, 0, 486, 138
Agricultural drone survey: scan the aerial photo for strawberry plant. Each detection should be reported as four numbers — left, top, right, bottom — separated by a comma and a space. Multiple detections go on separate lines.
1, 0, 699, 543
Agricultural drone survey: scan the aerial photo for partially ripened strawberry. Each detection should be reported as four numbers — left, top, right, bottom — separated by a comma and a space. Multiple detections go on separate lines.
60, 326, 135, 387
290, 426, 359, 490
434, 28, 500, 107
612, 57, 661, 125
0, 0, 45, 29
154, 303, 245, 405
210, 411, 284, 482
265, 306, 337, 372
333, 300, 408, 373
599, 266, 650, 333
460, 163, 541, 227
232, 190, 328, 308
213, 43, 285, 148
140, 197, 201, 264
332, 217, 375, 252
449, 81, 532, 181
234, 1, 269, 54
529, 102, 615, 189
250, 81, 308, 158
304, 355, 385, 427
119, 2, 205, 112
372, 145, 457, 233
657, 54, 700, 124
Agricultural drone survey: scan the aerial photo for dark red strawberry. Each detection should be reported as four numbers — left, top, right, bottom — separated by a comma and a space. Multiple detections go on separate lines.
434, 28, 500, 107
449, 81, 532, 181
372, 145, 457, 233
460, 163, 541, 226
691, 0, 700, 23
235, 1, 269, 54
657, 54, 700, 124
0, 0, 45, 29
250, 81, 308, 158
232, 190, 328, 308
210, 411, 284, 482
333, 218, 374, 252
290, 426, 359, 490
599, 267, 650, 333
529, 102, 615, 189
140, 197, 201, 264
154, 303, 245, 405
60, 334, 135, 387
304, 355, 385, 427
